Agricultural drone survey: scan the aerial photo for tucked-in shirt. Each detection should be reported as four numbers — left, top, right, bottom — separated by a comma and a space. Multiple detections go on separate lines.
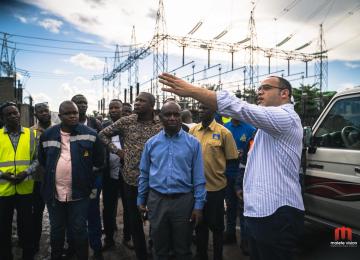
99, 114, 162, 186
55, 130, 73, 202
109, 135, 122, 179
190, 120, 238, 191
217, 91, 305, 217
224, 121, 256, 175
137, 129, 206, 209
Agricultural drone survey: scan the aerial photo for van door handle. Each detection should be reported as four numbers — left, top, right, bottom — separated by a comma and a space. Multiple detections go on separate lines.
355, 167, 360, 174
308, 164, 324, 169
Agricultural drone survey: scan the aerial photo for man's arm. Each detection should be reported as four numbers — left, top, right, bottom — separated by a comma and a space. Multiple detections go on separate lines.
98, 118, 124, 155
159, 73, 217, 110
217, 91, 294, 136
192, 141, 206, 210
93, 134, 105, 169
137, 142, 151, 208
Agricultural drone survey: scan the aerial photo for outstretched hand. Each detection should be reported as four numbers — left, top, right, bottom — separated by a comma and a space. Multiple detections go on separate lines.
159, 73, 195, 97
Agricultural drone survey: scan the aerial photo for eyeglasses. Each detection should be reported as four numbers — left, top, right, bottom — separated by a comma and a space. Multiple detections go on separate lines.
257, 84, 285, 92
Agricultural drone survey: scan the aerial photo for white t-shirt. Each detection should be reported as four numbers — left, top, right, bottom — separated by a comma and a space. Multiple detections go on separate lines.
109, 135, 122, 179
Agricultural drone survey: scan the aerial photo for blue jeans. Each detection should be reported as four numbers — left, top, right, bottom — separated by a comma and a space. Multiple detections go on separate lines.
67, 178, 103, 252
87, 187, 103, 251
245, 206, 304, 260
47, 198, 89, 259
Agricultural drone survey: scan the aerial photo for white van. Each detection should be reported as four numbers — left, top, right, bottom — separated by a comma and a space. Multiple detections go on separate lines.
303, 87, 360, 235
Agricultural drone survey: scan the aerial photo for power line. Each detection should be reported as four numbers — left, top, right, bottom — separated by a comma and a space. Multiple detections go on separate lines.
0, 37, 131, 54
0, 31, 143, 47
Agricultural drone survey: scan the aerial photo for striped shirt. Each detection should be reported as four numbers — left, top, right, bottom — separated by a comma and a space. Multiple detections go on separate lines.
217, 91, 304, 217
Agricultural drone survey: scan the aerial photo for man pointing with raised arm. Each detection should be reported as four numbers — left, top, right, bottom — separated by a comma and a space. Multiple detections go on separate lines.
159, 73, 305, 260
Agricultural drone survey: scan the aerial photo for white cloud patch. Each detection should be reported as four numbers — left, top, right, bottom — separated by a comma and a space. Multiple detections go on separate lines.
53, 69, 70, 75
15, 15, 28, 24
38, 18, 63, 33
60, 80, 99, 112
32, 92, 53, 104
74, 76, 90, 84
345, 62, 360, 69
69, 53, 104, 70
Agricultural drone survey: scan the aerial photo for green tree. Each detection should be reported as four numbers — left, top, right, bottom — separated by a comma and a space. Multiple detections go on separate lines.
293, 83, 336, 126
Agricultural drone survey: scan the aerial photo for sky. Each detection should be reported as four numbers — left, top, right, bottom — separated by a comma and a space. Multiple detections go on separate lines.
0, 0, 359, 112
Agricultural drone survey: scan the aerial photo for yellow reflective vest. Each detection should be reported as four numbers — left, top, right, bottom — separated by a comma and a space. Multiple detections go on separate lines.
0, 127, 37, 196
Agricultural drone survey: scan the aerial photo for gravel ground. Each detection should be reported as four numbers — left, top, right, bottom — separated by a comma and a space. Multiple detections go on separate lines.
11, 198, 246, 260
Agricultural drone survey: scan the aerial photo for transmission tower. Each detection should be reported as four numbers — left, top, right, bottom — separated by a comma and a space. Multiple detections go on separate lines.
153, 0, 168, 108
128, 26, 139, 95
0, 33, 16, 77
314, 23, 328, 109
245, 6, 259, 96
113, 44, 121, 99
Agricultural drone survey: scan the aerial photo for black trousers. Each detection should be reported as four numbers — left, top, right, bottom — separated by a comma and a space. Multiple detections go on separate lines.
33, 181, 45, 251
148, 190, 194, 260
102, 174, 131, 243
245, 206, 304, 260
124, 182, 147, 260
196, 189, 225, 260
0, 194, 34, 260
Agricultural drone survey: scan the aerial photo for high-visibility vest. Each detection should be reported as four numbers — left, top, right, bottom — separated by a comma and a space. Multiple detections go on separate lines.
0, 127, 37, 196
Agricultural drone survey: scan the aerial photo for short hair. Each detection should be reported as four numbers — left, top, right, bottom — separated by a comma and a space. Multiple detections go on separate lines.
0, 101, 18, 114
123, 102, 132, 107
160, 101, 181, 114
71, 94, 87, 103
59, 100, 76, 114
139, 92, 155, 107
34, 102, 49, 111
110, 99, 122, 103
269, 76, 292, 98
181, 110, 192, 121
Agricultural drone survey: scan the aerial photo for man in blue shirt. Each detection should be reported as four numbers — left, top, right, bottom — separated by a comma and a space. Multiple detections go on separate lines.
137, 101, 206, 259
224, 119, 256, 251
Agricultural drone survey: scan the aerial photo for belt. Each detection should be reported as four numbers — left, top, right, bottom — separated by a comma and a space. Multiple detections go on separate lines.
150, 188, 188, 199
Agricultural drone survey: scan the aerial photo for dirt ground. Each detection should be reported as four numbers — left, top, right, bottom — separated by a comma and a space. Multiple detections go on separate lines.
12, 199, 248, 260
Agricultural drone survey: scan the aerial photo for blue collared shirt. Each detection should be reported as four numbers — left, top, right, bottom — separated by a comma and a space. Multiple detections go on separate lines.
137, 129, 206, 210
217, 91, 304, 217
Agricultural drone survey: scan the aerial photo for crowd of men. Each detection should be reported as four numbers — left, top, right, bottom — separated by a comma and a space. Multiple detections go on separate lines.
0, 75, 304, 260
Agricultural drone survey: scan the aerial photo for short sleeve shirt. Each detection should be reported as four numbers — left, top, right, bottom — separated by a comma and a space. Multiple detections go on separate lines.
190, 120, 238, 191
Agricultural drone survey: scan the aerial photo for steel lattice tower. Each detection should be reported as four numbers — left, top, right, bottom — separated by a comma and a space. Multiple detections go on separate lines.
314, 24, 328, 109
153, 0, 168, 109
113, 44, 121, 99
246, 7, 259, 96
128, 26, 139, 93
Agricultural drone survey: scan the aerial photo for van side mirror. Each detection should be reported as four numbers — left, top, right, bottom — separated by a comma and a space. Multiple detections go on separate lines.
303, 126, 317, 153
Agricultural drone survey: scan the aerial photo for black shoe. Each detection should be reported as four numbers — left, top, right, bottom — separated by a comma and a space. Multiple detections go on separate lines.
240, 239, 249, 256
93, 250, 104, 260
223, 232, 237, 245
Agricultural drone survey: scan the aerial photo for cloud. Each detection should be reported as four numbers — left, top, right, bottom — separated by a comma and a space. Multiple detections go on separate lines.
15, 14, 28, 23
69, 53, 104, 70
74, 76, 90, 84
53, 69, 71, 75
344, 62, 360, 69
32, 92, 53, 104
72, 13, 99, 26
38, 18, 63, 33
